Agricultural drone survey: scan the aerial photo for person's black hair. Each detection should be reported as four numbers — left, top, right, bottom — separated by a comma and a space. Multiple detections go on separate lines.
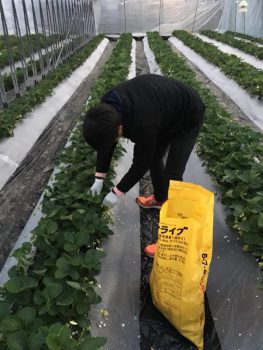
83, 103, 121, 151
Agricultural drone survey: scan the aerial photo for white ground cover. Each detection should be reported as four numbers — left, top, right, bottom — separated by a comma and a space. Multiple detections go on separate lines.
195, 33, 263, 71
169, 36, 263, 131
0, 38, 109, 191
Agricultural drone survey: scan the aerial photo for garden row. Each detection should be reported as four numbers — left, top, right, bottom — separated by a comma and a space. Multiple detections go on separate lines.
0, 34, 61, 69
173, 30, 263, 100
148, 32, 263, 278
2, 37, 91, 93
173, 30, 263, 101
201, 30, 263, 60
0, 33, 132, 350
226, 31, 263, 46
0, 35, 103, 140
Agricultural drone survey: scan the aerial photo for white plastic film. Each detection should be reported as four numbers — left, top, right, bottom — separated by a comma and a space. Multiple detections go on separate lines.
195, 33, 263, 71
169, 36, 263, 131
98, 0, 224, 35
0, 38, 109, 191
219, 0, 263, 38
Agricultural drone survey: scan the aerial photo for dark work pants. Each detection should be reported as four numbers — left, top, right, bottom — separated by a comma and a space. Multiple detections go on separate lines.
150, 123, 203, 202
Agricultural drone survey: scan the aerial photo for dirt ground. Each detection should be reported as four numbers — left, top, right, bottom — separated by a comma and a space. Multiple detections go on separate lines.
0, 42, 114, 269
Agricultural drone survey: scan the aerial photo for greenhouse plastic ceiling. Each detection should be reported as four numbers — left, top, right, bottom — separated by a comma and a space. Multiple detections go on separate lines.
95, 0, 225, 35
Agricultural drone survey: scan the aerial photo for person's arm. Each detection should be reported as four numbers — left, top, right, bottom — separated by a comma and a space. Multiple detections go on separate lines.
96, 141, 117, 174
115, 131, 157, 194
90, 142, 117, 196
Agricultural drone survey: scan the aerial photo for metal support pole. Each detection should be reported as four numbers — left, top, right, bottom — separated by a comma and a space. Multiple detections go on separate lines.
0, 71, 7, 107
39, 0, 51, 71
234, 1, 237, 32
22, 0, 38, 84
31, 0, 45, 77
12, 0, 30, 88
191, 0, 200, 33
124, 0, 127, 33
46, 0, 59, 66
158, 0, 162, 34
89, 0, 96, 36
0, 0, 20, 97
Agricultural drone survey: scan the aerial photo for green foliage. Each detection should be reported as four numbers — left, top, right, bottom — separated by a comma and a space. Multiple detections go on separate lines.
172, 30, 263, 100
2, 36, 89, 92
226, 31, 263, 46
0, 33, 132, 349
0, 34, 60, 68
201, 30, 263, 60
0, 35, 104, 140
147, 31, 263, 272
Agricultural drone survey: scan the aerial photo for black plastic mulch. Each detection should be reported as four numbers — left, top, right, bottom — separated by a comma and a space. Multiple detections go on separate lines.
139, 176, 221, 350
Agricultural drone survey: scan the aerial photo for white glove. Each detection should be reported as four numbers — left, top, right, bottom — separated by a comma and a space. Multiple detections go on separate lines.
102, 191, 119, 208
90, 178, 104, 196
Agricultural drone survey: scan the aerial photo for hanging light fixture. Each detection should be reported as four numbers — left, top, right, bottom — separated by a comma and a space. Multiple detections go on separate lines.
238, 0, 248, 12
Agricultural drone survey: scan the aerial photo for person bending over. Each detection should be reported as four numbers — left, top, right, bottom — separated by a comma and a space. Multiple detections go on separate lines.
83, 74, 205, 210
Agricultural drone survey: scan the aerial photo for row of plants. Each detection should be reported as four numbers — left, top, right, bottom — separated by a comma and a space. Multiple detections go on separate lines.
2, 37, 91, 92
172, 30, 263, 101
226, 31, 263, 46
0, 34, 61, 69
0, 35, 104, 140
201, 30, 263, 60
147, 31, 263, 283
0, 33, 133, 350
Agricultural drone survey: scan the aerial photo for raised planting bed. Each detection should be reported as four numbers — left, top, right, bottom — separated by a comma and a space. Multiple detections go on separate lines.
0, 33, 132, 350
173, 30, 263, 101
147, 31, 263, 281
226, 31, 263, 46
201, 30, 263, 60
0, 35, 103, 140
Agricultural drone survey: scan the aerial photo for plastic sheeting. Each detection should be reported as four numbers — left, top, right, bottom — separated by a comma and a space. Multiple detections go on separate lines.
142, 37, 263, 350
195, 33, 263, 71
0, 38, 109, 191
89, 39, 141, 349
90, 139, 141, 349
218, 0, 263, 38
98, 0, 224, 35
1, 0, 38, 34
169, 36, 263, 131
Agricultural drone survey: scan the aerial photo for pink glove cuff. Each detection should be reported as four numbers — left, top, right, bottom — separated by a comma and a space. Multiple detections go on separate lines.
95, 172, 107, 179
113, 186, 124, 197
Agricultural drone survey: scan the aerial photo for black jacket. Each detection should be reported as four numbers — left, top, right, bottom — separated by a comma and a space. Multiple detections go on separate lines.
97, 74, 205, 193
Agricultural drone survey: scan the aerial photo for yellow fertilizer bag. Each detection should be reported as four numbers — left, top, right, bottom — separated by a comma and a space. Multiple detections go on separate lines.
150, 180, 214, 350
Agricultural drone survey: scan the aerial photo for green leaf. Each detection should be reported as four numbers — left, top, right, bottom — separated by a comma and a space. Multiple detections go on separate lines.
46, 220, 58, 234
1, 316, 24, 332
0, 302, 10, 321
43, 283, 63, 300
84, 250, 105, 271
5, 276, 38, 293
7, 331, 27, 350
28, 330, 46, 350
18, 307, 36, 326
258, 213, 263, 229
80, 337, 107, 350
66, 281, 82, 290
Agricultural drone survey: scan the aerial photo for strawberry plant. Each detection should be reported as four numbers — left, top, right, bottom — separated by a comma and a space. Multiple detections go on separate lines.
226, 31, 263, 46
147, 31, 263, 285
0, 34, 61, 68
201, 30, 263, 60
172, 30, 263, 100
3, 36, 89, 92
0, 35, 104, 140
0, 33, 132, 350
